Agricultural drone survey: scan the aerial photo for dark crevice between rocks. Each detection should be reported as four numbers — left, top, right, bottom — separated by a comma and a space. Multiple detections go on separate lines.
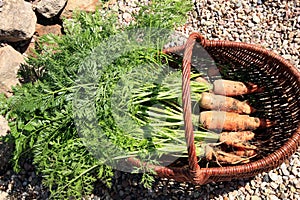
7, 39, 32, 54
34, 7, 64, 26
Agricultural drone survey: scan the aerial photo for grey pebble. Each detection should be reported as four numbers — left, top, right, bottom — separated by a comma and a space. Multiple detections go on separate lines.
282, 175, 289, 181
235, 1, 242, 8
280, 193, 289, 199
263, 174, 270, 182
291, 158, 300, 167
289, 174, 296, 182
291, 167, 299, 177
268, 172, 279, 182
295, 182, 300, 189
248, 22, 255, 27
290, 186, 296, 193
21, 192, 29, 197
251, 195, 261, 200
270, 182, 278, 189
252, 14, 261, 23
22, 181, 27, 187
268, 195, 279, 200
280, 163, 290, 176
7, 182, 13, 192
264, 188, 272, 195
250, 180, 256, 187
246, 194, 251, 200
119, 190, 124, 197
261, 182, 267, 189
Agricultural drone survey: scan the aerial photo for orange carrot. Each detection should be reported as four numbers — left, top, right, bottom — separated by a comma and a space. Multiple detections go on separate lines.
234, 148, 257, 157
199, 92, 256, 114
213, 79, 264, 96
199, 111, 273, 131
219, 131, 257, 149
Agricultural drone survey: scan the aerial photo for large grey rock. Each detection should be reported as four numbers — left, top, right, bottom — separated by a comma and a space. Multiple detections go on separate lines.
0, 45, 24, 97
36, 0, 67, 18
0, 0, 36, 42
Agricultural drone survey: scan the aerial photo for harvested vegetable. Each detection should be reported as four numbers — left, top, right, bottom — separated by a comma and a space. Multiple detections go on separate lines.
219, 131, 257, 149
199, 111, 273, 131
213, 79, 264, 96
234, 148, 257, 157
213, 150, 254, 165
122, 70, 220, 158
194, 78, 264, 96
134, 74, 266, 165
205, 145, 254, 165
198, 92, 256, 114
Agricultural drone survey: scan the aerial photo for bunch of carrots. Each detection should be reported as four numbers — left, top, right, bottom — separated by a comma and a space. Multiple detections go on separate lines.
127, 68, 272, 166
195, 77, 272, 166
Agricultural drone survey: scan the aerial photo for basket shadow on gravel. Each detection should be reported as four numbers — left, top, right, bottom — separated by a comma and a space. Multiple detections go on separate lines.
93, 170, 252, 199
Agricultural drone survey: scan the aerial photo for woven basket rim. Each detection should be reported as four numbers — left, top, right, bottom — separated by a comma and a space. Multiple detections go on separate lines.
199, 37, 300, 81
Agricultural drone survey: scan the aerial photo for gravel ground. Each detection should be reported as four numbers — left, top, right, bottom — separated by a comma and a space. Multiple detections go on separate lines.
0, 0, 299, 199
177, 0, 300, 69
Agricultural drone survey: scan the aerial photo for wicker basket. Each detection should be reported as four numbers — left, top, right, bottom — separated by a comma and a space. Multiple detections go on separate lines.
128, 32, 300, 185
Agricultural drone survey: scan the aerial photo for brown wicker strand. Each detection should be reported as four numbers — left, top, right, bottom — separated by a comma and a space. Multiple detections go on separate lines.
162, 44, 185, 54
181, 33, 201, 176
